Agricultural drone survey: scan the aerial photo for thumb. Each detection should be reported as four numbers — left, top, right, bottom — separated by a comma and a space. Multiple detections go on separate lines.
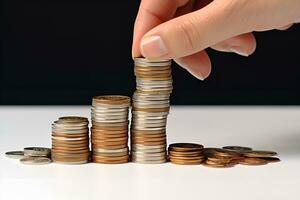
140, 0, 252, 59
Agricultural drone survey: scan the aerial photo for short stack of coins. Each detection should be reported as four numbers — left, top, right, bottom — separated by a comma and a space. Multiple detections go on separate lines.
203, 148, 242, 168
168, 143, 205, 165
131, 58, 172, 164
91, 95, 130, 164
51, 116, 89, 164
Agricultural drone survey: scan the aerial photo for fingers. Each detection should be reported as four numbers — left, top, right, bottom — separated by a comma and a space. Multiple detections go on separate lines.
140, 0, 252, 59
277, 23, 293, 31
174, 51, 211, 80
211, 33, 257, 56
132, 0, 189, 58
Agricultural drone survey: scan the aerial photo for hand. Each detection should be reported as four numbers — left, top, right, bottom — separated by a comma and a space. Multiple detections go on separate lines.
132, 0, 300, 80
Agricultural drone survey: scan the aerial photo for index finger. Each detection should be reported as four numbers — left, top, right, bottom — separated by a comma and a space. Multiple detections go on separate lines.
132, 0, 190, 58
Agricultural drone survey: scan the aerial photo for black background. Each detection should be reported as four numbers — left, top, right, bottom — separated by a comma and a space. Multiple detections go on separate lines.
1, 0, 300, 105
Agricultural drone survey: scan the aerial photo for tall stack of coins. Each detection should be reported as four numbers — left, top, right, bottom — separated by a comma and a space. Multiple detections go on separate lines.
91, 95, 130, 164
51, 116, 89, 164
131, 58, 172, 164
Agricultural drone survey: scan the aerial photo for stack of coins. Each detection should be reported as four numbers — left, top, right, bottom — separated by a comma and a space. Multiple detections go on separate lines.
239, 149, 279, 165
51, 116, 90, 164
91, 95, 130, 164
168, 143, 205, 165
24, 147, 51, 158
131, 58, 172, 164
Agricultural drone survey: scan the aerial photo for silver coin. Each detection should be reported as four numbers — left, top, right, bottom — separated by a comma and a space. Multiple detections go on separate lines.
20, 157, 52, 165
5, 151, 25, 159
93, 147, 128, 153
24, 147, 51, 156
52, 160, 88, 165
131, 157, 167, 164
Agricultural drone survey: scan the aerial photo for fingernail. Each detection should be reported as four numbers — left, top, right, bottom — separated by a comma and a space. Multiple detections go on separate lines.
140, 35, 168, 58
131, 49, 135, 60
229, 46, 249, 57
176, 60, 205, 81
187, 68, 205, 81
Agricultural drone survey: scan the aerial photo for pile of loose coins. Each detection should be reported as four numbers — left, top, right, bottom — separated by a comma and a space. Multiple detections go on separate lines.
130, 58, 173, 164
51, 116, 90, 164
91, 95, 130, 164
5, 147, 51, 165
168, 143, 280, 167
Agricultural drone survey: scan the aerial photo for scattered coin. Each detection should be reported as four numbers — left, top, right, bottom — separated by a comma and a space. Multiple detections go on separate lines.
222, 146, 252, 152
5, 151, 25, 159
238, 158, 268, 166
20, 157, 52, 165
261, 157, 281, 163
243, 150, 278, 158
24, 147, 51, 157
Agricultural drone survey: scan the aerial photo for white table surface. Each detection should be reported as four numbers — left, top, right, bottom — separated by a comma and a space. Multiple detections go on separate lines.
0, 106, 300, 200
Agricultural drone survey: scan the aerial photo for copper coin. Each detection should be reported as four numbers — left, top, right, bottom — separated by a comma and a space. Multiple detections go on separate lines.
238, 158, 268, 165
243, 150, 277, 158
51, 152, 89, 157
51, 148, 89, 154
170, 159, 203, 165
91, 129, 128, 134
222, 146, 252, 152
211, 149, 241, 158
202, 160, 235, 168
51, 146, 89, 151
169, 143, 204, 152
131, 129, 166, 135
132, 107, 170, 112
170, 155, 205, 160
58, 116, 88, 122
52, 132, 88, 138
132, 140, 166, 145
261, 157, 281, 163
92, 144, 128, 149
93, 95, 130, 104
207, 156, 233, 164
93, 158, 129, 164
52, 139, 89, 144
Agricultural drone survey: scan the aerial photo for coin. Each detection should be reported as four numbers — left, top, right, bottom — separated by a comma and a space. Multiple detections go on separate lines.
24, 147, 51, 157
243, 150, 277, 158
5, 151, 25, 159
20, 157, 52, 165
261, 157, 281, 163
222, 146, 252, 152
238, 158, 268, 166
169, 143, 204, 152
